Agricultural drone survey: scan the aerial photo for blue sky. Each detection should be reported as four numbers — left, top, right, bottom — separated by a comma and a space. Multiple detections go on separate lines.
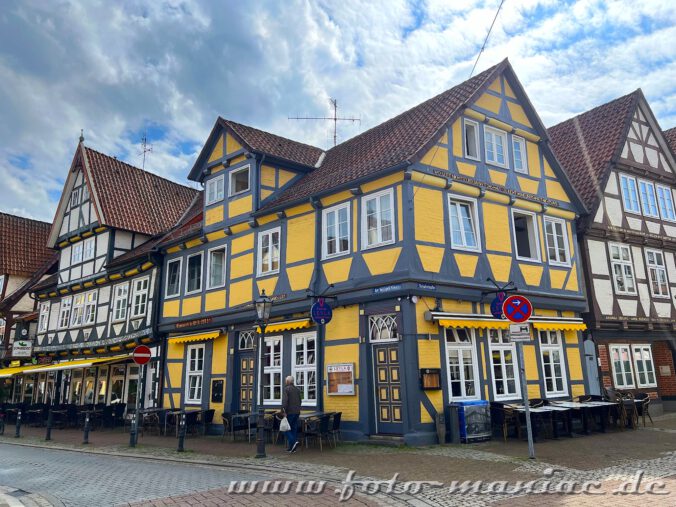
0, 0, 674, 221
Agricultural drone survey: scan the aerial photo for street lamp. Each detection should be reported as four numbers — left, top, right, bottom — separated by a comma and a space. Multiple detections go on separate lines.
255, 289, 272, 458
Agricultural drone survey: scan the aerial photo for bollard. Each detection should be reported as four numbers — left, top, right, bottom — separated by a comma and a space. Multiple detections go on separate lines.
129, 411, 137, 448
15, 409, 22, 438
45, 408, 53, 441
177, 412, 186, 452
82, 412, 90, 444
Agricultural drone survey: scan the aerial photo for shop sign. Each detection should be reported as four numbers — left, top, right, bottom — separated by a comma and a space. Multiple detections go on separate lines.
175, 317, 213, 330
490, 292, 507, 319
12, 339, 33, 358
310, 298, 333, 325
37, 356, 54, 365
327, 363, 355, 395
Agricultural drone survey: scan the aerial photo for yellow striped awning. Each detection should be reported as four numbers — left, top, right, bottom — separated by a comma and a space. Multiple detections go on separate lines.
28, 354, 131, 373
168, 331, 220, 345
0, 364, 43, 378
438, 319, 510, 330
257, 319, 312, 334
532, 321, 587, 332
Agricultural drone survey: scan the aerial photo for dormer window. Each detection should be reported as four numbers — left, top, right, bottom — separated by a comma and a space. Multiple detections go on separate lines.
206, 175, 224, 205
229, 165, 250, 196
71, 188, 81, 208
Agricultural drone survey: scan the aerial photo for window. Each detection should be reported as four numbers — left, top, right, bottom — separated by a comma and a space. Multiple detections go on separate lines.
646, 249, 670, 298
81, 185, 89, 202
484, 126, 507, 167
609, 243, 636, 295
207, 246, 227, 289
657, 185, 676, 221
292, 332, 317, 406
322, 203, 350, 259
632, 345, 657, 388
362, 189, 395, 249
0, 275, 4, 295
448, 196, 480, 251
38, 302, 50, 333
58, 297, 72, 329
257, 228, 280, 276
70, 294, 85, 327
544, 217, 570, 266
538, 330, 567, 396
185, 345, 204, 403
619, 174, 640, 214
512, 210, 540, 262
512, 135, 528, 173
70, 188, 80, 208
83, 291, 97, 325
638, 180, 659, 217
229, 165, 250, 196
263, 336, 282, 403
71, 243, 83, 264
112, 284, 129, 322
83, 237, 95, 261
186, 253, 203, 294
131, 278, 149, 318
165, 258, 182, 298
369, 314, 398, 342
206, 175, 224, 205
489, 329, 520, 399
444, 328, 479, 400
609, 344, 634, 389
463, 119, 479, 160
239, 330, 254, 350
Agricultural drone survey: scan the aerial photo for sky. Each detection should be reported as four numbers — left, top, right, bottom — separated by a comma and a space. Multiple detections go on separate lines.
0, 0, 675, 222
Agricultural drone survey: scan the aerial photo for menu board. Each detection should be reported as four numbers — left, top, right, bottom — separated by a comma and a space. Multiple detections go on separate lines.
327, 363, 355, 396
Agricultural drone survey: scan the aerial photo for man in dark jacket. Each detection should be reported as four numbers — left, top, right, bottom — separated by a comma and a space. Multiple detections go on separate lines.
282, 375, 302, 453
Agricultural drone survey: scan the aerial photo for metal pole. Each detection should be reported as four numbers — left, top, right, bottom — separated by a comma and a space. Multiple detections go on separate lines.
14, 409, 21, 438
517, 342, 535, 459
45, 408, 53, 441
177, 412, 186, 452
129, 411, 137, 447
255, 325, 267, 458
130, 366, 142, 447
82, 412, 90, 444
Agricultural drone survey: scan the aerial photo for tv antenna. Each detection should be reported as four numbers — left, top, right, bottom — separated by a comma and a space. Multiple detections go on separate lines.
289, 98, 360, 147
139, 130, 153, 170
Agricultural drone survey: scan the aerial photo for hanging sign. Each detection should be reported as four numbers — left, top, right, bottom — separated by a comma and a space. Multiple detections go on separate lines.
502, 295, 533, 323
311, 298, 333, 325
490, 292, 507, 319
12, 340, 33, 358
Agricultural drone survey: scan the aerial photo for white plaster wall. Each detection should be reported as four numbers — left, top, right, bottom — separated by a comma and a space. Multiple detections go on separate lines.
594, 279, 614, 314
588, 239, 610, 276
605, 197, 623, 226
632, 246, 646, 280
618, 298, 638, 316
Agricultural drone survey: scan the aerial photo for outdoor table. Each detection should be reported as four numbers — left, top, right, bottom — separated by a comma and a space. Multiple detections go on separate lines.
510, 405, 556, 440
165, 408, 203, 437
551, 401, 612, 433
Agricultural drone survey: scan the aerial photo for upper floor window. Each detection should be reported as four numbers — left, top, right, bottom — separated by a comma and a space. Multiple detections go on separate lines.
369, 314, 398, 342
609, 344, 634, 389
38, 302, 50, 333
322, 203, 350, 259
83, 237, 95, 261
609, 243, 636, 295
81, 185, 89, 202
71, 243, 83, 264
484, 126, 507, 167
206, 175, 224, 205
131, 277, 149, 318
207, 246, 227, 289
656, 185, 676, 222
543, 217, 570, 266
58, 297, 72, 329
638, 180, 659, 217
463, 119, 479, 160
186, 253, 203, 294
229, 165, 250, 196
84, 291, 97, 325
112, 283, 129, 322
619, 174, 640, 214
257, 228, 280, 276
512, 210, 540, 262
632, 344, 657, 388
70, 294, 85, 327
0, 275, 4, 295
448, 196, 480, 252
512, 135, 528, 174
645, 249, 669, 298
70, 188, 81, 208
362, 188, 394, 250
538, 330, 567, 396
165, 258, 182, 298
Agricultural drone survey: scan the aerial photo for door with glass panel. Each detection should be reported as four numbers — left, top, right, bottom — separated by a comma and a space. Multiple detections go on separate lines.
445, 328, 480, 400
125, 365, 140, 407
236, 331, 255, 413
109, 365, 126, 404
83, 368, 96, 405
96, 366, 109, 404
69, 370, 83, 404
369, 314, 403, 434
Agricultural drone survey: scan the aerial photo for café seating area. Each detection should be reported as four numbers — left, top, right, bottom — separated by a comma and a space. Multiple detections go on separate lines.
0, 402, 128, 430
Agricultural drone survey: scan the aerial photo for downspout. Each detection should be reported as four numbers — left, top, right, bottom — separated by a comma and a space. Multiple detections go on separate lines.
149, 249, 165, 408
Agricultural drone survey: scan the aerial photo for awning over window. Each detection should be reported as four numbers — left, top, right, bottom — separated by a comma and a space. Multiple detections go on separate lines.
168, 331, 220, 345
0, 364, 42, 378
437, 318, 510, 330
532, 321, 587, 332
28, 354, 131, 373
257, 319, 312, 334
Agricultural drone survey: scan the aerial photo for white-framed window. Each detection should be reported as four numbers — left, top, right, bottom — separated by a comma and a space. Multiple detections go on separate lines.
369, 314, 399, 342
619, 174, 640, 214
165, 258, 182, 298
488, 329, 520, 400
38, 302, 50, 333
83, 290, 97, 325
292, 332, 317, 406
83, 237, 95, 261
257, 227, 280, 276
207, 246, 227, 289
656, 185, 676, 222
263, 336, 283, 403
448, 195, 480, 252
71, 243, 83, 264
484, 125, 507, 167
511, 209, 541, 262
81, 185, 89, 202
632, 344, 657, 388
186, 252, 203, 294
638, 180, 659, 217
609, 344, 635, 389
538, 330, 568, 396
206, 175, 225, 205
229, 165, 251, 196
131, 277, 149, 318
0, 275, 4, 295
444, 328, 479, 400
70, 294, 85, 327
512, 135, 528, 174
361, 188, 395, 250
238, 330, 255, 350
58, 297, 72, 329
70, 188, 80, 208
645, 249, 670, 298
112, 283, 129, 322
463, 119, 480, 160
543, 216, 570, 266
185, 344, 204, 403
609, 243, 636, 295
322, 202, 351, 259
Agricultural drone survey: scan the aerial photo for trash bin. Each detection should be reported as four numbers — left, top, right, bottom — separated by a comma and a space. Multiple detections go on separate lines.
447, 404, 461, 444
448, 401, 491, 443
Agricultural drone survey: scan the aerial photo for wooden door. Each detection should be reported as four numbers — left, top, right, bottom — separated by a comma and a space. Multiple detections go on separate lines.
373, 344, 403, 434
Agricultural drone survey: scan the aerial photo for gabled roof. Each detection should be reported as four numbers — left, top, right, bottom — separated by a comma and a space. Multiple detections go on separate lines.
0, 213, 54, 277
664, 127, 676, 155
157, 192, 205, 249
0, 254, 58, 312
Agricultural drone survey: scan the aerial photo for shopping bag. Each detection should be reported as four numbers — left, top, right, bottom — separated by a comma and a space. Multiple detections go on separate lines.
280, 416, 291, 432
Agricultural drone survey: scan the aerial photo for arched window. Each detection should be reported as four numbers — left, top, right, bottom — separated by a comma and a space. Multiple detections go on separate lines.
239, 331, 254, 350
369, 314, 398, 342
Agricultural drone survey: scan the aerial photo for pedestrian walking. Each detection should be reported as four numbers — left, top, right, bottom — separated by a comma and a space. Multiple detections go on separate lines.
281, 375, 302, 453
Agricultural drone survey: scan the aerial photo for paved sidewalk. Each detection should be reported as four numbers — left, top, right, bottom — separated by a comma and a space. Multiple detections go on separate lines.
0, 486, 62, 507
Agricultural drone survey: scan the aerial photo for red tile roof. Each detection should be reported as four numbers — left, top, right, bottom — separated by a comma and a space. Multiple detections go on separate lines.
0, 254, 57, 311
547, 91, 638, 211
0, 213, 54, 276
664, 127, 676, 155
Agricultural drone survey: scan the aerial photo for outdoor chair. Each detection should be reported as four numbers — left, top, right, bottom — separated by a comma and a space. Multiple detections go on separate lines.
185, 411, 201, 435
604, 389, 626, 430
112, 403, 126, 429
221, 412, 250, 441
621, 392, 639, 430
141, 412, 161, 436
304, 415, 332, 451
329, 412, 342, 446
490, 402, 519, 441
634, 392, 653, 427
101, 405, 114, 428
201, 409, 215, 435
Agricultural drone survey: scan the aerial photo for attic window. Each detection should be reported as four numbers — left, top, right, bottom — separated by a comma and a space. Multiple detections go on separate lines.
71, 188, 81, 208
463, 119, 480, 160
229, 165, 250, 196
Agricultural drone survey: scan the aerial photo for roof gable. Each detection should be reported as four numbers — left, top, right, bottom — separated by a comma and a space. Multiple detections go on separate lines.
0, 213, 54, 276
665, 127, 676, 155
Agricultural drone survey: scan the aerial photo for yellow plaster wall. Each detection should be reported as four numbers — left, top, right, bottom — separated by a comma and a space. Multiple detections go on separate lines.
261, 165, 276, 187
545, 180, 570, 203
287, 263, 314, 291
323, 257, 352, 285
208, 135, 223, 163
488, 169, 508, 186
226, 133, 243, 154
278, 169, 296, 187
549, 268, 568, 290
212, 334, 228, 375
567, 347, 584, 381
452, 119, 462, 157
206, 230, 226, 242
454, 253, 479, 278
325, 306, 360, 340
321, 191, 352, 207
360, 173, 403, 194
229, 279, 252, 307
482, 202, 511, 253
286, 202, 313, 217
205, 205, 224, 226
182, 296, 202, 316
163, 300, 180, 318
363, 247, 402, 276
507, 102, 532, 128
287, 213, 315, 264
414, 187, 445, 244
417, 245, 445, 273
257, 277, 278, 296
526, 142, 542, 179
416, 298, 438, 334
230, 253, 253, 280
456, 161, 476, 177
228, 194, 253, 217
441, 299, 473, 313
486, 254, 512, 282
565, 264, 579, 292
205, 290, 226, 312
475, 93, 502, 114
420, 146, 449, 170
517, 176, 540, 195
231, 233, 253, 255
522, 344, 539, 380
519, 264, 543, 287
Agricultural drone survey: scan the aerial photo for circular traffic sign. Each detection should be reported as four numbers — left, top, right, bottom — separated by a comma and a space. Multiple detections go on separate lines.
502, 295, 533, 323
132, 345, 152, 365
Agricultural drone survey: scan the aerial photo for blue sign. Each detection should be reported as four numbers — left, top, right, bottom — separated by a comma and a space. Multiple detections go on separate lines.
490, 292, 506, 319
311, 298, 333, 325
373, 284, 402, 294
503, 295, 533, 323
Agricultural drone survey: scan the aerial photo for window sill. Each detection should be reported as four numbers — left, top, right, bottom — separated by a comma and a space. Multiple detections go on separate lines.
164, 294, 180, 300
451, 245, 481, 254
229, 190, 251, 199
322, 251, 351, 262
184, 289, 203, 297
515, 256, 542, 264
548, 261, 571, 269
361, 239, 396, 252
